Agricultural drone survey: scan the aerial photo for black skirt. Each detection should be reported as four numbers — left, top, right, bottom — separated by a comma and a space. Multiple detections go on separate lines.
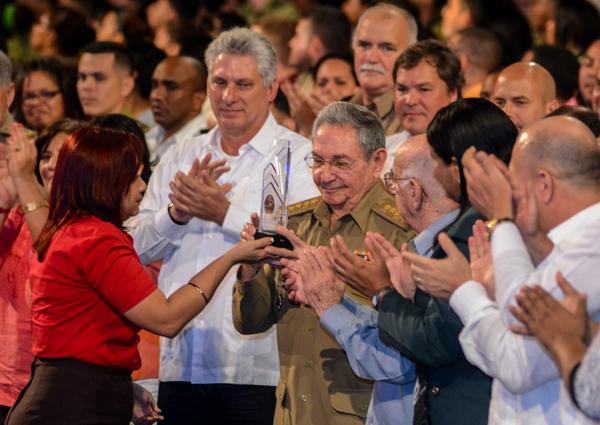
6, 358, 133, 425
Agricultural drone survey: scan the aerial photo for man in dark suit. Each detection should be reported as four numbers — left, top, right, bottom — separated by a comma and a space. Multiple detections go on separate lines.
374, 98, 518, 425
376, 207, 491, 425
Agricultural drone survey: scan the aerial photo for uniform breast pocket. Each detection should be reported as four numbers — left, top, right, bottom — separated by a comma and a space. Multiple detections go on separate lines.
329, 388, 372, 421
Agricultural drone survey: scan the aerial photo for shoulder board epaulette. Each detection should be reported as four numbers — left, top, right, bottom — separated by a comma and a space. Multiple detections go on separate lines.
287, 196, 321, 216
372, 198, 407, 227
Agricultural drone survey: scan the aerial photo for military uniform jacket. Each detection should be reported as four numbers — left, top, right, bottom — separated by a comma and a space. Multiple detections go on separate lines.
232, 181, 414, 425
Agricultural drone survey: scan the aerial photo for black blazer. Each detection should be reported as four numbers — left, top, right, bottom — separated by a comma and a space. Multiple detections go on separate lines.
377, 208, 492, 425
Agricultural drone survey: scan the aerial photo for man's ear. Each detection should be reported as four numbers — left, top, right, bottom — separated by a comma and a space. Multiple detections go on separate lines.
121, 73, 136, 98
536, 169, 554, 204
192, 91, 206, 113
546, 99, 559, 115
370, 148, 387, 176
449, 88, 458, 103
410, 179, 425, 212
266, 79, 279, 103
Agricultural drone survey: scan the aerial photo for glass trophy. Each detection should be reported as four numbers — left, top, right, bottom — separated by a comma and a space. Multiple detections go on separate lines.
254, 139, 293, 250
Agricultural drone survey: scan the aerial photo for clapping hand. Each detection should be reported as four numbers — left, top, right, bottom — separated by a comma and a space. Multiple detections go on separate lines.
509, 273, 592, 377
298, 246, 345, 316
280, 256, 306, 303
6, 123, 37, 184
366, 233, 416, 301
168, 153, 232, 225
280, 80, 316, 136
469, 220, 495, 299
462, 147, 513, 220
510, 273, 589, 346
0, 147, 17, 212
329, 234, 390, 298
402, 233, 471, 300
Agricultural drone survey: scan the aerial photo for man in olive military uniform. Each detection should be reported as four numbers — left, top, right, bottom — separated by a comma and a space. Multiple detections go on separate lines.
232, 101, 414, 425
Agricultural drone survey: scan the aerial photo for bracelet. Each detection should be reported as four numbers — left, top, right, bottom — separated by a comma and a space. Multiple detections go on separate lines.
167, 202, 188, 225
21, 200, 49, 215
188, 282, 209, 304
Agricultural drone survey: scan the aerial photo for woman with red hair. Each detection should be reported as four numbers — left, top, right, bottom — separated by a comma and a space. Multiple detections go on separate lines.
6, 127, 272, 425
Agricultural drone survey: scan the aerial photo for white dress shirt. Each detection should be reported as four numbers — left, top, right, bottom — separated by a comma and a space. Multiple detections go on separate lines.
450, 202, 600, 425
383, 130, 410, 175
145, 113, 208, 166
127, 114, 319, 386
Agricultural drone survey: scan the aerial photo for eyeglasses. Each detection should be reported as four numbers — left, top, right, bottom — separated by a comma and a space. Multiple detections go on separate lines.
383, 171, 412, 194
23, 90, 60, 104
304, 154, 359, 173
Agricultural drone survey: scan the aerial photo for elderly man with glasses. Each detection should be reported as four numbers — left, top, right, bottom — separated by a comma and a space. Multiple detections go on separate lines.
232, 101, 413, 425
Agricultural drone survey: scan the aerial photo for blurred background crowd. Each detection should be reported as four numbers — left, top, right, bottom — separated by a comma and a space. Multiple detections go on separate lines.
1, 1, 600, 425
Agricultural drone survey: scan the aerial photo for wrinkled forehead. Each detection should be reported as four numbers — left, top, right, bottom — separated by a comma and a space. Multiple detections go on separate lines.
210, 53, 262, 79
354, 13, 408, 45
312, 123, 362, 156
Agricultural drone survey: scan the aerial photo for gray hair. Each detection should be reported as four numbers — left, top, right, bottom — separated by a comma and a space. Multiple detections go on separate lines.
353, 4, 418, 47
204, 27, 277, 88
312, 101, 385, 158
0, 50, 12, 89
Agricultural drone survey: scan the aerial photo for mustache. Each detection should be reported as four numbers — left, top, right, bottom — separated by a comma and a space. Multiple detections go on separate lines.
359, 63, 386, 75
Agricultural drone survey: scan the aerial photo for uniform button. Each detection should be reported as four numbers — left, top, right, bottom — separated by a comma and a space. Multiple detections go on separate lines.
300, 394, 308, 402
303, 360, 312, 368
431, 386, 440, 396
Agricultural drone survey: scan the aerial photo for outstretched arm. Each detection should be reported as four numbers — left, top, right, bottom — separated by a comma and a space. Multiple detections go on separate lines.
125, 238, 272, 337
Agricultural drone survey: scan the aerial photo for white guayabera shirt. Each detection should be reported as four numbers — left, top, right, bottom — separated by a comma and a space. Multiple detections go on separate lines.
450, 202, 600, 425
128, 113, 319, 386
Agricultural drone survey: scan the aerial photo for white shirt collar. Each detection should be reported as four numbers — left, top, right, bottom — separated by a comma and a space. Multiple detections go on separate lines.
413, 209, 460, 256
211, 113, 278, 157
547, 201, 600, 244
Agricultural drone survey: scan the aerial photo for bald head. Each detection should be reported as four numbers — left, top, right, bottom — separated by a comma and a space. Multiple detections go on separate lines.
150, 55, 207, 134
394, 135, 436, 184
514, 116, 600, 188
158, 56, 206, 91
392, 134, 457, 231
492, 62, 559, 130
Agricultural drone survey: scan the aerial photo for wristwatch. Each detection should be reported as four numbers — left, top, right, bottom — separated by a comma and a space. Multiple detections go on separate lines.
372, 286, 393, 310
167, 201, 188, 225
485, 217, 514, 239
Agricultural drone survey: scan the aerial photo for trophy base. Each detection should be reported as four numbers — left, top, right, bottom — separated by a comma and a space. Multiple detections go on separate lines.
255, 231, 294, 250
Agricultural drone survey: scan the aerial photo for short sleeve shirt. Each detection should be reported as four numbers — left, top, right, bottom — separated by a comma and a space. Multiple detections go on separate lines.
30, 215, 156, 371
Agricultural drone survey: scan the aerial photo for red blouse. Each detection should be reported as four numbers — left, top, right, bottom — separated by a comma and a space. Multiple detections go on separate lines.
0, 208, 34, 406
30, 215, 156, 371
